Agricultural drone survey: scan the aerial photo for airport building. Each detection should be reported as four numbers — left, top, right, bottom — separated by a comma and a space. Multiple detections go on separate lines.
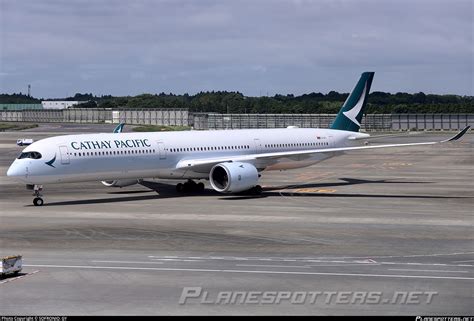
1, 101, 88, 110
41, 101, 88, 109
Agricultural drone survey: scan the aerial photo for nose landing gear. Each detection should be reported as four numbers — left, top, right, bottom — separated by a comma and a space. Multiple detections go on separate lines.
29, 184, 44, 206
33, 197, 44, 206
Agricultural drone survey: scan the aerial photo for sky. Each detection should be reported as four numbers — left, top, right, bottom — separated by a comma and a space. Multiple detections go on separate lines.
0, 0, 472, 98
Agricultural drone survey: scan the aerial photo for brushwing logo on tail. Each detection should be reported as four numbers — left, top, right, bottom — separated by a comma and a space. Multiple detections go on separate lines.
342, 80, 367, 127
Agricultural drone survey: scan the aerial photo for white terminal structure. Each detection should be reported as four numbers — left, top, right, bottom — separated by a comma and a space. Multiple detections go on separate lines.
41, 101, 88, 109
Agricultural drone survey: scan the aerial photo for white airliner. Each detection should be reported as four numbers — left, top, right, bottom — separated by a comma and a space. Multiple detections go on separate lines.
6, 72, 470, 206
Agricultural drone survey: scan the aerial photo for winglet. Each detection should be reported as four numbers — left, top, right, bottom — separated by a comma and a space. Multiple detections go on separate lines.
113, 123, 125, 133
442, 126, 470, 142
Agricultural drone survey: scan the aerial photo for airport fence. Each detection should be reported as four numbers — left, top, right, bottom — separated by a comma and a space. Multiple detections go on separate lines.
0, 108, 189, 126
190, 113, 474, 131
0, 109, 472, 131
112, 109, 189, 126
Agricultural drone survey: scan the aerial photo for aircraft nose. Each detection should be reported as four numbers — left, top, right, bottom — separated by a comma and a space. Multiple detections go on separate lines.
7, 161, 21, 177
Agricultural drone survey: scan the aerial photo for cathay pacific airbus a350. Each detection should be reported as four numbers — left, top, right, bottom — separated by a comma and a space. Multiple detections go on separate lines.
6, 72, 470, 206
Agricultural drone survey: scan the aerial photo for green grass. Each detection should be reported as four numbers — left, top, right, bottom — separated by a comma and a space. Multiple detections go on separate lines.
132, 125, 191, 132
0, 122, 38, 131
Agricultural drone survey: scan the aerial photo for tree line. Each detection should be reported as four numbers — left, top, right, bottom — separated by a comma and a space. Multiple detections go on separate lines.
1, 91, 472, 113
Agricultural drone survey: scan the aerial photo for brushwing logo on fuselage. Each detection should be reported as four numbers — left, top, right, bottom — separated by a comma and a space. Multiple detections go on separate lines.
45, 154, 56, 168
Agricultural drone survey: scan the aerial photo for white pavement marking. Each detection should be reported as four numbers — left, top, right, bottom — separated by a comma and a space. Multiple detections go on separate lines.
389, 269, 469, 273
148, 256, 178, 259
92, 260, 164, 264
150, 258, 202, 262
23, 256, 474, 268
379, 262, 473, 267
23, 264, 474, 280
145, 255, 473, 267
236, 264, 310, 269
306, 263, 380, 267
332, 251, 474, 260
302, 251, 474, 261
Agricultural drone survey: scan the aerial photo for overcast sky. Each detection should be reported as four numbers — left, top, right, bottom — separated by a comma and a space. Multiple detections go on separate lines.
0, 0, 472, 98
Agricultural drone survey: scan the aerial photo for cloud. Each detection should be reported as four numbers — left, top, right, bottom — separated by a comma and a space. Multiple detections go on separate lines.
1, 0, 472, 97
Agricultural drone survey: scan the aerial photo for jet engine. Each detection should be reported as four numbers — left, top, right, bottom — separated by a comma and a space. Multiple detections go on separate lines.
209, 162, 259, 193
101, 179, 141, 188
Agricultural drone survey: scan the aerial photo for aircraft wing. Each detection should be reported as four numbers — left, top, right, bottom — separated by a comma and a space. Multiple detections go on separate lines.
349, 131, 423, 141
175, 126, 470, 171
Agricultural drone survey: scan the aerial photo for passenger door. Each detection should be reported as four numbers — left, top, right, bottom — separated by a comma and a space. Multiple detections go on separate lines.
157, 141, 166, 160
254, 138, 262, 154
59, 146, 70, 165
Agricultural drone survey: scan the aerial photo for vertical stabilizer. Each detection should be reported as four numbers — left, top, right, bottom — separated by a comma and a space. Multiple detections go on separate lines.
330, 72, 374, 132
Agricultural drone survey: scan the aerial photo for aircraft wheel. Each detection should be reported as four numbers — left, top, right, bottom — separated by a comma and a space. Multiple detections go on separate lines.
176, 183, 184, 193
197, 182, 205, 192
33, 197, 44, 206
182, 182, 190, 192
253, 185, 263, 195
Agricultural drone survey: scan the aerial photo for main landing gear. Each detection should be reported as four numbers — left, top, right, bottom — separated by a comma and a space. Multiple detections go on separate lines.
247, 185, 263, 195
176, 180, 205, 193
30, 184, 44, 206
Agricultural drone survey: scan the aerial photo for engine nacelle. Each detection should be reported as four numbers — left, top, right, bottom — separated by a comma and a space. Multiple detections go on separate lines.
101, 179, 141, 188
209, 162, 258, 193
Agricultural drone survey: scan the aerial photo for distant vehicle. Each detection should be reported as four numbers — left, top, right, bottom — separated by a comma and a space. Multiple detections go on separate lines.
0, 255, 22, 276
16, 138, 34, 146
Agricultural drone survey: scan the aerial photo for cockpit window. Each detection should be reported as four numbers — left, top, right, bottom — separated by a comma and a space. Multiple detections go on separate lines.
18, 151, 42, 159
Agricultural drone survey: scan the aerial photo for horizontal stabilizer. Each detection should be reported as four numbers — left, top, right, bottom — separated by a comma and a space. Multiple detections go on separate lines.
113, 123, 125, 133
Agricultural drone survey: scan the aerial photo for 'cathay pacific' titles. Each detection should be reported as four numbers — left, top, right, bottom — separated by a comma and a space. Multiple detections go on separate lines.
70, 139, 151, 150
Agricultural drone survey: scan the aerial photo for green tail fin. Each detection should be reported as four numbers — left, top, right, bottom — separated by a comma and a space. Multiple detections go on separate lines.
113, 123, 125, 133
330, 72, 374, 132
